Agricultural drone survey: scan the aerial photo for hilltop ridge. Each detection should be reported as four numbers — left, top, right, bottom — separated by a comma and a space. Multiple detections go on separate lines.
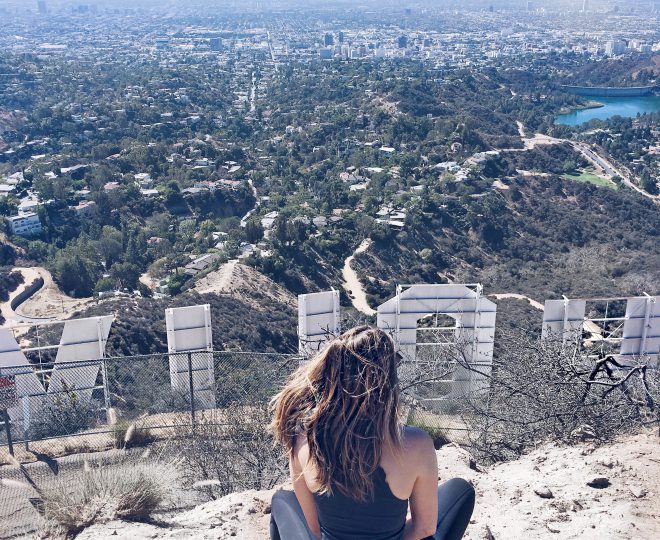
69, 430, 660, 540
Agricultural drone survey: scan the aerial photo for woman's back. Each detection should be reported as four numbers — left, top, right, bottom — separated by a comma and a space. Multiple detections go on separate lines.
296, 426, 435, 540
270, 327, 452, 540
313, 466, 407, 540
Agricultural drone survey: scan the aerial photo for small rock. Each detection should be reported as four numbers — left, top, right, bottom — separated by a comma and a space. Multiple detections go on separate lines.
534, 487, 554, 499
571, 500, 584, 512
478, 524, 495, 539
545, 522, 561, 534
587, 477, 610, 489
571, 424, 596, 441
629, 485, 647, 498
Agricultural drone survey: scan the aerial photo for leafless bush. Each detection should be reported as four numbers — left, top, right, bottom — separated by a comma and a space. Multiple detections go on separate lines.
176, 403, 287, 499
452, 329, 660, 462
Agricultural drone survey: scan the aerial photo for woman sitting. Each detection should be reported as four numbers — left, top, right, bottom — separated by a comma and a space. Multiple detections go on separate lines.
270, 326, 475, 540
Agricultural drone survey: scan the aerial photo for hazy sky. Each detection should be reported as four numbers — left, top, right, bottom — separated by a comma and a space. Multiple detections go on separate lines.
1, 0, 632, 8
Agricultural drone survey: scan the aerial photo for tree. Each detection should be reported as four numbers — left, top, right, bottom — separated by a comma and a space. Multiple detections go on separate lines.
110, 261, 141, 290
53, 252, 98, 297
245, 220, 264, 243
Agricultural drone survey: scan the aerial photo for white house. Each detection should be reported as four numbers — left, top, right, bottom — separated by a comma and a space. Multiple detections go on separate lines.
7, 212, 42, 237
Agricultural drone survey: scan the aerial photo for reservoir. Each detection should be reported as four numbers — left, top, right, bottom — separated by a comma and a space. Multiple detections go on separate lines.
555, 95, 660, 126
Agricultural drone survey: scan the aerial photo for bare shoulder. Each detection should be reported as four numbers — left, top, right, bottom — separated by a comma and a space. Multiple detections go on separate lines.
294, 431, 309, 459
402, 425, 434, 450
402, 426, 437, 470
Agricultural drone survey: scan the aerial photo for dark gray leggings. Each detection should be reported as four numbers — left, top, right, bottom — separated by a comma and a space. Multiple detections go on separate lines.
270, 477, 475, 540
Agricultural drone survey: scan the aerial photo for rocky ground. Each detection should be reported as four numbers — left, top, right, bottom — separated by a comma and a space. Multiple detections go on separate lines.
72, 430, 659, 540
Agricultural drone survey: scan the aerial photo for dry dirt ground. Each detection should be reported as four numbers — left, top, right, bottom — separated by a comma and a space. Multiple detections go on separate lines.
74, 430, 659, 540
194, 261, 296, 310
0, 266, 91, 323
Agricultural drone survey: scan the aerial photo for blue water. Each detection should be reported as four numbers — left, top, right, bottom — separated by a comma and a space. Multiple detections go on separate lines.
555, 96, 660, 126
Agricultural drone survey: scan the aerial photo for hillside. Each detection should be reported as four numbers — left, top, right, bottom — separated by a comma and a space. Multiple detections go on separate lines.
194, 260, 297, 311
348, 171, 660, 311
71, 430, 660, 540
57, 264, 299, 356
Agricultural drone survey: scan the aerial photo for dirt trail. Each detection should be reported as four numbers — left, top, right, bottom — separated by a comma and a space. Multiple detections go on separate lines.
490, 293, 545, 311
194, 261, 296, 310
195, 260, 239, 294
342, 239, 376, 316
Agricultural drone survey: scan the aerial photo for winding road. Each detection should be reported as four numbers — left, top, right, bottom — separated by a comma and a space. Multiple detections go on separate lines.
505, 124, 658, 204
0, 267, 51, 326
0, 267, 91, 328
240, 178, 260, 227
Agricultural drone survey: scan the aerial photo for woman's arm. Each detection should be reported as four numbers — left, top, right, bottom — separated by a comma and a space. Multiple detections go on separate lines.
403, 431, 439, 540
290, 444, 321, 539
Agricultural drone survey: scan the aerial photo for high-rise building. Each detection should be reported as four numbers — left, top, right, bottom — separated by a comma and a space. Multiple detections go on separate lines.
209, 37, 222, 51
319, 48, 333, 60
398, 36, 408, 49
338, 31, 345, 44
581, 0, 589, 13
37, 0, 46, 14
605, 40, 626, 57
324, 33, 334, 47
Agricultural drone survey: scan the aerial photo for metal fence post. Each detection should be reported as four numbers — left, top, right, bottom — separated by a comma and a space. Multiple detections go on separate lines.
0, 366, 14, 457
187, 352, 196, 430
101, 359, 112, 424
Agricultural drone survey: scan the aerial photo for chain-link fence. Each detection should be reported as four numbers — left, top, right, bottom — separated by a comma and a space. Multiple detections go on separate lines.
0, 350, 478, 538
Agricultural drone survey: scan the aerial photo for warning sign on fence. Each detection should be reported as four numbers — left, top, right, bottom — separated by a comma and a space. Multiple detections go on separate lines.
0, 375, 18, 410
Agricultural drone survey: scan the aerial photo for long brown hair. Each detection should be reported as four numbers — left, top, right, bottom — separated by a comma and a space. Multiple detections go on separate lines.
271, 326, 402, 501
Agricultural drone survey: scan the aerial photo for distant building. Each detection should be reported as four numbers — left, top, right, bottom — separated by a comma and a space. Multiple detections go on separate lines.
71, 200, 96, 216
184, 253, 219, 277
7, 212, 42, 237
210, 38, 222, 51
581, 0, 589, 13
319, 48, 333, 60
37, 1, 46, 14
398, 36, 408, 49
261, 211, 279, 230
135, 172, 153, 187
605, 40, 626, 56
338, 31, 345, 43
324, 33, 334, 46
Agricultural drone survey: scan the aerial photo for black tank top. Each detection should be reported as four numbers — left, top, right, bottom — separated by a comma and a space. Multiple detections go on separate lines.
313, 466, 408, 540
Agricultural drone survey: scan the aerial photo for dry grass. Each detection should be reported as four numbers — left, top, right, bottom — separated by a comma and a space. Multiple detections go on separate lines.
40, 459, 174, 535
3, 420, 180, 537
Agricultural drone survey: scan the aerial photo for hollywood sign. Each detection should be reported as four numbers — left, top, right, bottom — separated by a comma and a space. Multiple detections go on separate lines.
299, 286, 660, 404
0, 285, 657, 433
0, 305, 214, 433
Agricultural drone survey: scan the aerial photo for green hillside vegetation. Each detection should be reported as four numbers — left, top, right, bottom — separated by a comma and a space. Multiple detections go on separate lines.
562, 169, 617, 189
